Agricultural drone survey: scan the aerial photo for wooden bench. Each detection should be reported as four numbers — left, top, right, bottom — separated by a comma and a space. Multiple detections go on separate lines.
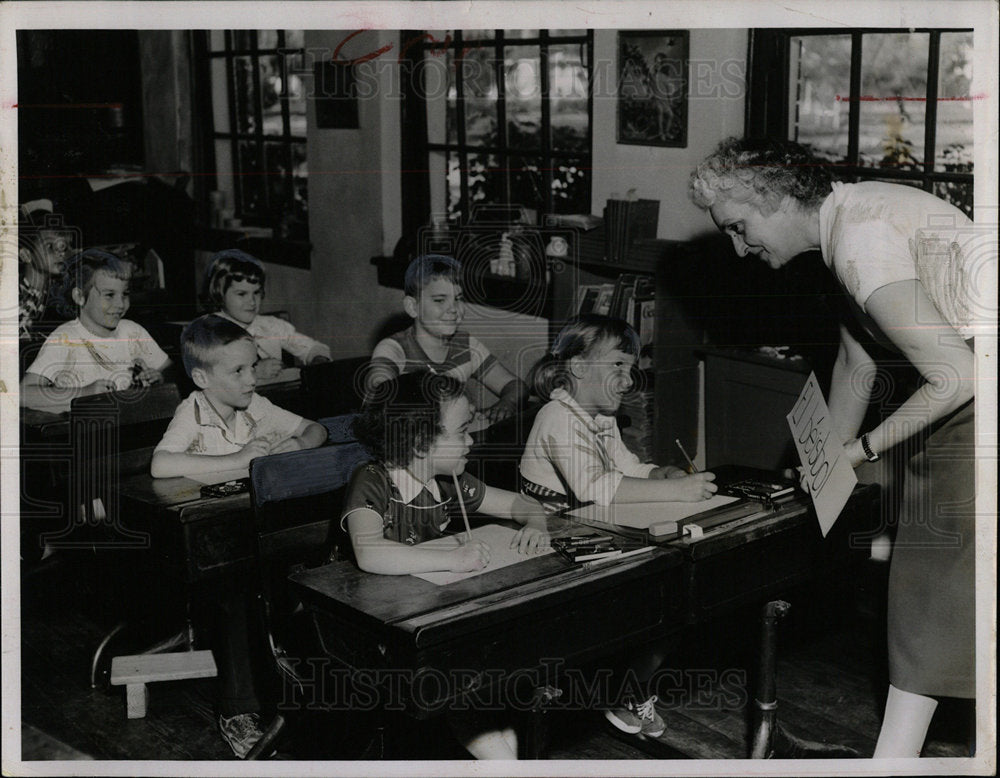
109, 650, 217, 719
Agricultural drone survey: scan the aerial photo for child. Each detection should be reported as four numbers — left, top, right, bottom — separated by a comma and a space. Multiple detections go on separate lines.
150, 314, 326, 759
205, 249, 331, 382
520, 313, 717, 509
519, 314, 717, 738
344, 371, 551, 758
21, 249, 172, 409
366, 254, 528, 427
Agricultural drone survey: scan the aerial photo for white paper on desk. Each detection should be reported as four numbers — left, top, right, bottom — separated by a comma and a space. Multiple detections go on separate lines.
412, 524, 554, 586
186, 468, 249, 485
568, 496, 738, 530
786, 372, 857, 537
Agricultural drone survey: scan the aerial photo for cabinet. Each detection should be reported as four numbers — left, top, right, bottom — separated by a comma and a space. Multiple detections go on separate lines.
701, 347, 811, 471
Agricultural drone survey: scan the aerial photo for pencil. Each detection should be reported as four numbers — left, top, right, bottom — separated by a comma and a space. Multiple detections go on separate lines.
452, 471, 473, 542
675, 439, 699, 473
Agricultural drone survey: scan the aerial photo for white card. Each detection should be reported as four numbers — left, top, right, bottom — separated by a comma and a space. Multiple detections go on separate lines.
786, 372, 858, 536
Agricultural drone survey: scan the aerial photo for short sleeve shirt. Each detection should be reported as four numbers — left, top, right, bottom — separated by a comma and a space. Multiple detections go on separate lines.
818, 181, 982, 339
154, 390, 305, 456
367, 327, 498, 392
26, 318, 170, 391
341, 461, 486, 545
519, 388, 655, 507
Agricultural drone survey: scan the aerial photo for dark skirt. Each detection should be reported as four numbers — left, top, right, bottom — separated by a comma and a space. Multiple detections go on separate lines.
887, 400, 975, 698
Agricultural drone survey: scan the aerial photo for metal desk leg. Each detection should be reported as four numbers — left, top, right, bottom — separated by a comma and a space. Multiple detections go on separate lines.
750, 600, 859, 759
521, 685, 563, 759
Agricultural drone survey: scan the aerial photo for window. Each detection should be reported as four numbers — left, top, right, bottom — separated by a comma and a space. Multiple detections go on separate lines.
198, 31, 309, 250
401, 30, 593, 230
748, 29, 973, 215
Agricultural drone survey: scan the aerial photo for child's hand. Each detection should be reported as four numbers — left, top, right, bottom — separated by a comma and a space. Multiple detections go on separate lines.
483, 398, 517, 425
450, 539, 491, 572
671, 472, 718, 501
81, 378, 117, 395
309, 355, 331, 364
269, 436, 301, 455
510, 527, 550, 555
255, 358, 284, 380
132, 359, 164, 388
649, 464, 687, 480
240, 437, 272, 464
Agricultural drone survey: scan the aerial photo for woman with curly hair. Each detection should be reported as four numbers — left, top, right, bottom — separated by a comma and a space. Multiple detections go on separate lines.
690, 137, 987, 757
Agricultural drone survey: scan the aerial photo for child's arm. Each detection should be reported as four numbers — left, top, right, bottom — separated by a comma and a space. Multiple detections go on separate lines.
346, 508, 490, 575
612, 472, 718, 503
20, 370, 113, 409
471, 340, 528, 423
150, 438, 271, 479
268, 420, 327, 454
365, 338, 404, 395
477, 486, 558, 553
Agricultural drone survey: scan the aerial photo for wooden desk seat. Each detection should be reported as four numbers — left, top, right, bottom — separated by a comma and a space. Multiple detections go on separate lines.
110, 650, 217, 719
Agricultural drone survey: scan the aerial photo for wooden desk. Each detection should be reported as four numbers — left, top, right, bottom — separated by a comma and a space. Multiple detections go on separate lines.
115, 473, 255, 584
660, 486, 879, 623
289, 543, 685, 717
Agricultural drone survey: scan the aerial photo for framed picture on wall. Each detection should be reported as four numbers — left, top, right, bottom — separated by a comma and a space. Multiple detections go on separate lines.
616, 30, 689, 147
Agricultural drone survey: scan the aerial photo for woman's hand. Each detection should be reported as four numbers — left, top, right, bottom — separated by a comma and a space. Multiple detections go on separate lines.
510, 526, 551, 555
255, 358, 284, 380
842, 438, 868, 469
450, 539, 491, 572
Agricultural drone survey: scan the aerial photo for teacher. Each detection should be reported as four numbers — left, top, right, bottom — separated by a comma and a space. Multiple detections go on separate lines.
689, 137, 982, 757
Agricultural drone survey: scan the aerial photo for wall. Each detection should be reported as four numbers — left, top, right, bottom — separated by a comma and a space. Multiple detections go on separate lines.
590, 29, 747, 240
263, 30, 403, 359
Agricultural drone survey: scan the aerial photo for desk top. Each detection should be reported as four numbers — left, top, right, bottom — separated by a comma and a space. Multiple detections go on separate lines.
115, 471, 251, 518
290, 542, 682, 640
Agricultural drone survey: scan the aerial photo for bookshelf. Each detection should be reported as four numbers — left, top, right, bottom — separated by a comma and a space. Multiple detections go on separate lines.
550, 236, 703, 467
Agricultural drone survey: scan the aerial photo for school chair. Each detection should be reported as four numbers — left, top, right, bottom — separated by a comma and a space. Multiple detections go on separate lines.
245, 439, 374, 759
300, 356, 370, 419
316, 413, 360, 444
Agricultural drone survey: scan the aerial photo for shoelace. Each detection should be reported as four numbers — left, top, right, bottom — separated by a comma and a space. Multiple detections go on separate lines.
635, 695, 659, 721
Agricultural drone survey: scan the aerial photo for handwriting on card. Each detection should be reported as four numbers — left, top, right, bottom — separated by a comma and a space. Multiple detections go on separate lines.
786, 372, 857, 536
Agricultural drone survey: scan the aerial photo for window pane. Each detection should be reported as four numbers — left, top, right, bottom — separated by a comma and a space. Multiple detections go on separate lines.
214, 139, 234, 195
461, 45, 498, 146
258, 30, 279, 50
505, 45, 541, 148
461, 30, 495, 41
284, 30, 304, 49
505, 30, 539, 40
509, 155, 543, 214
211, 58, 230, 133
549, 43, 589, 152
550, 30, 586, 37
789, 34, 851, 162
858, 32, 928, 170
260, 54, 284, 136
552, 158, 589, 214
936, 31, 973, 174
468, 152, 504, 208
233, 56, 256, 133
238, 141, 264, 216
284, 52, 307, 136
209, 30, 226, 51
443, 49, 460, 144
446, 151, 463, 222
933, 180, 972, 217
232, 31, 253, 50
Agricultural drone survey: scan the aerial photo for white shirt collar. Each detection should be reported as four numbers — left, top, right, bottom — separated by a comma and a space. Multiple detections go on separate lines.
386, 466, 443, 504
550, 388, 617, 433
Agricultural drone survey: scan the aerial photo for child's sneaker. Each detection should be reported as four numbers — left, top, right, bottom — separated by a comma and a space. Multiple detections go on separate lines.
604, 695, 665, 738
219, 712, 265, 759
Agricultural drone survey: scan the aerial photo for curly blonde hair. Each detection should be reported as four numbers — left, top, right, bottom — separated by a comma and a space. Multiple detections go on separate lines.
690, 137, 833, 214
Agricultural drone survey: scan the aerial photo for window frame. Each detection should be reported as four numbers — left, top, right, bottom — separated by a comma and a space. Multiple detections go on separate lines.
746, 28, 973, 206
400, 29, 594, 233
195, 30, 310, 267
